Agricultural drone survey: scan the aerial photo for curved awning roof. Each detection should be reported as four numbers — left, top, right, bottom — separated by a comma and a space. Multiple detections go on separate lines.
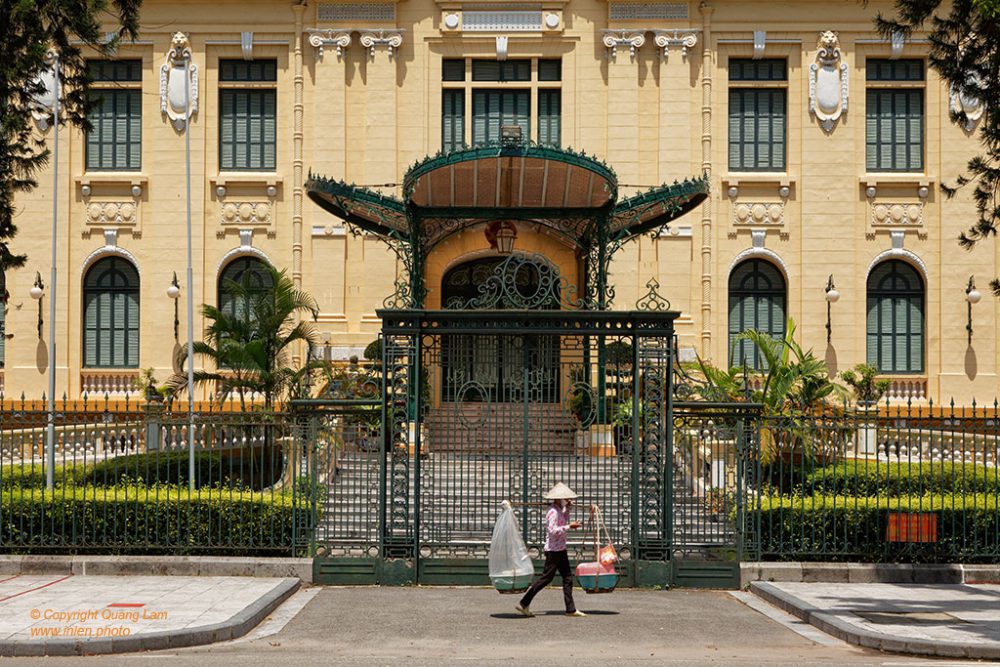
306, 143, 708, 249
610, 178, 709, 236
403, 144, 617, 210
306, 177, 407, 237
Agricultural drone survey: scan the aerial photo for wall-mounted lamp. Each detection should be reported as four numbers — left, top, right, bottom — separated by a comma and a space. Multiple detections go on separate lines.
485, 220, 518, 255
966, 275, 982, 344
29, 272, 44, 338
166, 272, 181, 341
824, 274, 840, 343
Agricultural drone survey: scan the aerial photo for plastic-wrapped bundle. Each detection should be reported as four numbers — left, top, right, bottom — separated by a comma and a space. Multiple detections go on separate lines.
488, 500, 534, 593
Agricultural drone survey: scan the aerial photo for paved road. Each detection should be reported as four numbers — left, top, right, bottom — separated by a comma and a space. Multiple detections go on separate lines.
1, 586, 980, 666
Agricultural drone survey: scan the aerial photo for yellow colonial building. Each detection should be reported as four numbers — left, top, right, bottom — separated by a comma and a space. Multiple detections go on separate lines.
3, 0, 993, 403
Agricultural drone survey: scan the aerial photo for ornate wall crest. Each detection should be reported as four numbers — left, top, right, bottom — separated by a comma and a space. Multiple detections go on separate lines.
809, 31, 848, 132
160, 32, 198, 131
950, 79, 985, 132
29, 53, 59, 131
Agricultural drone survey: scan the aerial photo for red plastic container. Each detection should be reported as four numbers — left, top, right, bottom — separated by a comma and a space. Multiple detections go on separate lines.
575, 561, 618, 594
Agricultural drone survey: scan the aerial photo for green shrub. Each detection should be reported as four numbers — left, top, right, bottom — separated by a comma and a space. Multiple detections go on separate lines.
756, 494, 1000, 562
0, 463, 81, 490
2, 450, 285, 491
799, 460, 1000, 497
0, 487, 312, 556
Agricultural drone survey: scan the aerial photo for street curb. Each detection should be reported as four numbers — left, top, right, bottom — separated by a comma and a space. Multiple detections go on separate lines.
749, 581, 1000, 660
0, 577, 300, 657
0, 556, 313, 583
740, 562, 999, 588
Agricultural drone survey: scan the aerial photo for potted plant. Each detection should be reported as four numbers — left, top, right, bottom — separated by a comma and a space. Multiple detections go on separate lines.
704, 488, 728, 523
840, 364, 890, 455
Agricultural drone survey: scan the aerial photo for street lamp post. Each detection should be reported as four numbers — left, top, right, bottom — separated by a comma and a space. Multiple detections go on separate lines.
46, 54, 61, 491
184, 54, 196, 492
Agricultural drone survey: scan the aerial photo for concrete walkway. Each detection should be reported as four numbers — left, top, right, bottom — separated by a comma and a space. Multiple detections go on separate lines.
752, 580, 1000, 660
0, 574, 299, 656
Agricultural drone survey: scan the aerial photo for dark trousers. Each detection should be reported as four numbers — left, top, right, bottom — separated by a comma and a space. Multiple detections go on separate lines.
519, 550, 576, 613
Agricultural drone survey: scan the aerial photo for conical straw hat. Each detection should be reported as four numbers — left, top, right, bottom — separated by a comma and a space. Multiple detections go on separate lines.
543, 482, 578, 500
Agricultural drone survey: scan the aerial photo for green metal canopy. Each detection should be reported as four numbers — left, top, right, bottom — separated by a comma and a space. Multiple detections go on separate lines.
306, 142, 708, 308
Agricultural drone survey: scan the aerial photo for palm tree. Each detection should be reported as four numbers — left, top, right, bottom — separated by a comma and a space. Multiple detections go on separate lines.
167, 266, 320, 410
694, 320, 847, 465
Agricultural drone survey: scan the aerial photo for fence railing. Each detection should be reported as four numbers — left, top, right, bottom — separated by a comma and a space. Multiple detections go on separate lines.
746, 402, 1000, 563
0, 398, 376, 556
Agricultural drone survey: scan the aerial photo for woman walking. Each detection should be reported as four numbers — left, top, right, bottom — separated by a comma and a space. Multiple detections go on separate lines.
515, 482, 590, 618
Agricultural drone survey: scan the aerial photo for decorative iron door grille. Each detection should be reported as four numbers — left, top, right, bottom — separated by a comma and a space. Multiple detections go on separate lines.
380, 310, 679, 572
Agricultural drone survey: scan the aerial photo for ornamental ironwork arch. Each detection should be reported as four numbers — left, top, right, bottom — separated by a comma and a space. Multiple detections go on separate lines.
443, 252, 583, 310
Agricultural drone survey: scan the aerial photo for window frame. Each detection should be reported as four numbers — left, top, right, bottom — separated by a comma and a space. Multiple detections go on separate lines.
82, 257, 141, 369
727, 258, 787, 371
85, 59, 143, 172
727, 57, 788, 173
865, 58, 925, 173
218, 59, 278, 172
866, 259, 925, 374
441, 57, 562, 150
218, 256, 275, 324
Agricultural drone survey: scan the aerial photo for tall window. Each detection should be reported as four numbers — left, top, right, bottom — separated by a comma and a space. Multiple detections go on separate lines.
728, 259, 786, 370
472, 90, 529, 145
86, 60, 142, 171
218, 257, 274, 322
441, 58, 562, 150
866, 59, 924, 172
728, 58, 786, 171
867, 260, 924, 373
219, 59, 277, 171
83, 257, 140, 368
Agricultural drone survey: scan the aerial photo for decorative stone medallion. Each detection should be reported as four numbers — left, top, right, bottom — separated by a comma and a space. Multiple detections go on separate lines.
809, 31, 848, 132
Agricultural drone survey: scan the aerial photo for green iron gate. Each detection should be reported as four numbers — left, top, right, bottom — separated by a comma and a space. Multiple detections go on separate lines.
307, 310, 761, 587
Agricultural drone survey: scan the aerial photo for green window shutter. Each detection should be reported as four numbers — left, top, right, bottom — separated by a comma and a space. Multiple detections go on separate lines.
866, 260, 924, 373
83, 258, 140, 368
728, 259, 786, 370
220, 90, 276, 171
865, 90, 878, 171
472, 90, 530, 146
442, 90, 465, 152
866, 88, 923, 171
728, 89, 784, 171
538, 90, 560, 146
85, 61, 142, 171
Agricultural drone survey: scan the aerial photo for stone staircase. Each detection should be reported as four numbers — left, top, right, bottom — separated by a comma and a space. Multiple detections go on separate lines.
316, 449, 740, 557
423, 402, 578, 454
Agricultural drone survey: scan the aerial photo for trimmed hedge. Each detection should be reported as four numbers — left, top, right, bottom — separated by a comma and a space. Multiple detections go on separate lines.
756, 494, 1000, 562
0, 487, 313, 555
799, 461, 1000, 497
2, 450, 285, 491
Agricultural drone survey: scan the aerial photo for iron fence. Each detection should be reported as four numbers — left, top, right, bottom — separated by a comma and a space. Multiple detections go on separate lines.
750, 401, 1000, 563
0, 395, 338, 556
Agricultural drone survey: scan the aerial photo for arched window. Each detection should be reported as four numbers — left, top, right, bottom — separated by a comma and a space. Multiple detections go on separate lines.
83, 257, 140, 368
867, 259, 924, 373
728, 258, 786, 370
218, 256, 273, 321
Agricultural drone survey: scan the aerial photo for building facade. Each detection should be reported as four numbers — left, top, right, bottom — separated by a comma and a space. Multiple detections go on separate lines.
4, 0, 993, 403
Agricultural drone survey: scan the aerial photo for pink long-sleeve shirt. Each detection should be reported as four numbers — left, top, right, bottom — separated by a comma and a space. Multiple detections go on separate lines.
544, 503, 571, 552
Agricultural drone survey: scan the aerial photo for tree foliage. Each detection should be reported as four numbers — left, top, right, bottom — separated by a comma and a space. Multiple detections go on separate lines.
167, 266, 320, 409
1, 0, 141, 270
872, 1, 1000, 292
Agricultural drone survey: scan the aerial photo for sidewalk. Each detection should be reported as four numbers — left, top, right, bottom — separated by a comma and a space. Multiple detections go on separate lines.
0, 574, 298, 656
752, 580, 1000, 659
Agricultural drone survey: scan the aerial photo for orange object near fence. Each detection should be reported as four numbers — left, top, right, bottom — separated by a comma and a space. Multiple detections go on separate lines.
886, 512, 937, 543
